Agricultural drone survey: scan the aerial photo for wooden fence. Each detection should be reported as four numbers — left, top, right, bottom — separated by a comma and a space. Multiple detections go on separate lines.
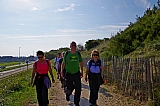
83, 57, 160, 103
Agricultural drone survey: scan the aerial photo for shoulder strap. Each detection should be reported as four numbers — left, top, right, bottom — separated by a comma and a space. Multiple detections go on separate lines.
77, 51, 81, 57
89, 59, 101, 72
64, 51, 69, 64
89, 59, 93, 71
45, 59, 50, 66
56, 57, 57, 62
35, 61, 37, 69
98, 59, 101, 66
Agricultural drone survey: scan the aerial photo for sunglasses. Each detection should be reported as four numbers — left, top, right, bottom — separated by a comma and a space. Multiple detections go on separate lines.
92, 54, 99, 56
38, 56, 44, 59
71, 45, 76, 46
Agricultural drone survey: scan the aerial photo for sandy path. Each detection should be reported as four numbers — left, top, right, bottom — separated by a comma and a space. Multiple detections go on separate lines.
28, 78, 148, 106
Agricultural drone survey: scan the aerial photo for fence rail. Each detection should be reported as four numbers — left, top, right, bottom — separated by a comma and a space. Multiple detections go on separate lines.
83, 57, 160, 103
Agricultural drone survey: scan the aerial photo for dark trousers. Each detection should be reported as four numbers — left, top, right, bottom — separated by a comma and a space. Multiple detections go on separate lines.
36, 78, 49, 106
66, 71, 81, 104
88, 73, 100, 104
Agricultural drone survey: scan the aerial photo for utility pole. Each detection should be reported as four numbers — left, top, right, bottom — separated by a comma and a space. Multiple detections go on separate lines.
33, 51, 34, 57
19, 47, 21, 67
19, 47, 21, 58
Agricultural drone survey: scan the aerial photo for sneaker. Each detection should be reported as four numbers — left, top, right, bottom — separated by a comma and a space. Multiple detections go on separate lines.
90, 104, 98, 106
66, 94, 70, 101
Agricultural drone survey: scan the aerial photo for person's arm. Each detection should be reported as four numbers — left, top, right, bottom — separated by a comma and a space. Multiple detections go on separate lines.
85, 68, 89, 82
53, 58, 56, 68
79, 62, 83, 78
48, 63, 55, 83
61, 62, 65, 79
100, 61, 104, 71
30, 64, 36, 86
78, 53, 83, 78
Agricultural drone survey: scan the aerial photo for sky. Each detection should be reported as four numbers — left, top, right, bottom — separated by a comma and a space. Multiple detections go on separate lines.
0, 0, 156, 56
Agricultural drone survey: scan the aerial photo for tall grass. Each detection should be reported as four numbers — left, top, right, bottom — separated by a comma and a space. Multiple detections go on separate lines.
0, 70, 36, 106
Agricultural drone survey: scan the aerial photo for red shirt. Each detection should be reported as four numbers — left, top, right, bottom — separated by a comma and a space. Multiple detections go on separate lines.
34, 60, 50, 74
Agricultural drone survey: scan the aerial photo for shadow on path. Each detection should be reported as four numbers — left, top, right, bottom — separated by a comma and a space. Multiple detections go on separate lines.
82, 83, 113, 98
68, 94, 90, 106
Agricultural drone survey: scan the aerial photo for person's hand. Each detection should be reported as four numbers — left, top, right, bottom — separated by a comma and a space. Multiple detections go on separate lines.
30, 80, 33, 86
61, 72, 64, 79
52, 78, 55, 83
54, 66, 56, 69
85, 77, 88, 82
80, 72, 83, 78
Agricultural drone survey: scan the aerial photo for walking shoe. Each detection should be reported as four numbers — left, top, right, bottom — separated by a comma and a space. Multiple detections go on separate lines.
92, 104, 98, 106
90, 103, 98, 106
66, 94, 70, 101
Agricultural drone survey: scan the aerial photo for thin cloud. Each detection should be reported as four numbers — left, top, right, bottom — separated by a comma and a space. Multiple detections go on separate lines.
31, 7, 42, 11
134, 0, 151, 8
78, 14, 85, 16
0, 30, 7, 32
3, 0, 43, 11
58, 29, 94, 33
98, 25, 127, 29
54, 4, 76, 12
18, 23, 26, 26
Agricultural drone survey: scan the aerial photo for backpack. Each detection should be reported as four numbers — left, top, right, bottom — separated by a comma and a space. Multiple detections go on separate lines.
88, 59, 104, 85
64, 51, 81, 63
88, 59, 101, 72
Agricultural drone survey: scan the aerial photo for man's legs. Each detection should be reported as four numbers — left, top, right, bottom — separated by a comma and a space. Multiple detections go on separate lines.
66, 73, 74, 101
74, 72, 81, 105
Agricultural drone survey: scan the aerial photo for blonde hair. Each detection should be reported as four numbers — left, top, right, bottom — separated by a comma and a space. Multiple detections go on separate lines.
91, 49, 99, 58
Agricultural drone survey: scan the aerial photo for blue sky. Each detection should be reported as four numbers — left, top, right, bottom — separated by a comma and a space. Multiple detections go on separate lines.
0, 0, 156, 56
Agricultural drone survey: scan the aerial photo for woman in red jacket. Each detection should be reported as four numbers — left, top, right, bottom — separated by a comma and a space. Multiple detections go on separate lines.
30, 50, 55, 106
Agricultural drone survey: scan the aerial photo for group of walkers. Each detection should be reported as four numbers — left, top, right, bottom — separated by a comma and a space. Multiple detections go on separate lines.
30, 41, 104, 106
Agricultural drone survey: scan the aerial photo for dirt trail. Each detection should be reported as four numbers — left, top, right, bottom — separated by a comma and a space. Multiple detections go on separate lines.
28, 78, 148, 106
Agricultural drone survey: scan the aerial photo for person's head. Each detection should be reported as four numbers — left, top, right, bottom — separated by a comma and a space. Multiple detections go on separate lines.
36, 50, 45, 60
70, 41, 77, 51
91, 49, 99, 59
57, 53, 61, 57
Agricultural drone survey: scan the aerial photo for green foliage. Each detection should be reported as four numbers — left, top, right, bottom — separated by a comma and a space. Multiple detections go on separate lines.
85, 39, 105, 50
45, 47, 70, 60
0, 70, 36, 106
107, 4, 160, 57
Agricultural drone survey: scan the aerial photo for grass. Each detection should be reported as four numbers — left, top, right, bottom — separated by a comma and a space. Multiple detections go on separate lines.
0, 64, 27, 72
0, 62, 23, 67
0, 70, 36, 106
0, 66, 57, 106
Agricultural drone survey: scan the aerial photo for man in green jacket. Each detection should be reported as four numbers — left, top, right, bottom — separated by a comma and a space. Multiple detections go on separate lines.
61, 41, 83, 106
